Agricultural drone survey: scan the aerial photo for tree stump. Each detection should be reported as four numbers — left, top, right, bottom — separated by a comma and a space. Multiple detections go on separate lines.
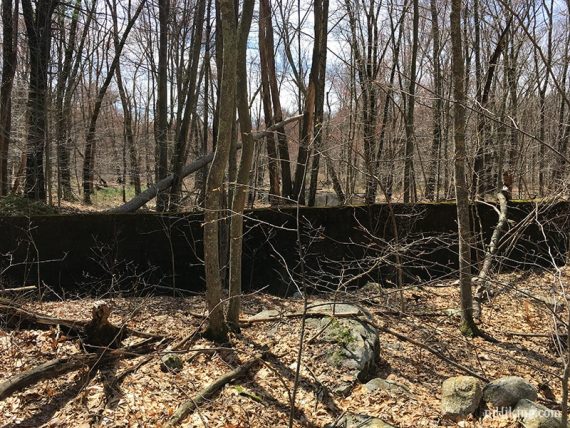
83, 301, 124, 351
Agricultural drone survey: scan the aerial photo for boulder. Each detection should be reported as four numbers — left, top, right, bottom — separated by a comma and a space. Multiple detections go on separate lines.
483, 376, 537, 408
327, 413, 394, 428
514, 399, 562, 428
441, 376, 483, 419
313, 316, 379, 381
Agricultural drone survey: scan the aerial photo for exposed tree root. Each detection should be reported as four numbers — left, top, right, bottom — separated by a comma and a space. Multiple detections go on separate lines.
166, 353, 265, 426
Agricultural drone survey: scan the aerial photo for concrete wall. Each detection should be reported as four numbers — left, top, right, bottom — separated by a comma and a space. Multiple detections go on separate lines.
0, 202, 567, 296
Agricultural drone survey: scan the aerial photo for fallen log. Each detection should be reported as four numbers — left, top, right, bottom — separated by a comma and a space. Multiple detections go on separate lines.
166, 353, 264, 426
0, 354, 100, 400
109, 114, 302, 213
0, 338, 158, 401
0, 301, 162, 341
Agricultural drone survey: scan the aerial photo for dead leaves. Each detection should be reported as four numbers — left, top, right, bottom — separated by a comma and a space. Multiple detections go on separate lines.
0, 268, 568, 427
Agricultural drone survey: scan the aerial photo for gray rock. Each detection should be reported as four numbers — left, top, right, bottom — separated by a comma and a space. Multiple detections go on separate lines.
441, 376, 483, 419
514, 399, 562, 428
365, 378, 412, 397
249, 309, 280, 320
160, 353, 183, 373
483, 376, 537, 408
320, 317, 379, 381
307, 301, 363, 317
328, 413, 394, 428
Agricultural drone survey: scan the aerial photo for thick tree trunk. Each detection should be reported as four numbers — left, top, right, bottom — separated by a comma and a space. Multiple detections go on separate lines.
0, 0, 18, 196
22, 0, 56, 202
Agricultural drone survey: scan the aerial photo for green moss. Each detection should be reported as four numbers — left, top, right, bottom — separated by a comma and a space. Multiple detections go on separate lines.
0, 195, 59, 216
329, 318, 355, 347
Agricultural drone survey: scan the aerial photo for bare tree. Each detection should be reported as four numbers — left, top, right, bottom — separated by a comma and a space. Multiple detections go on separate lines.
0, 0, 18, 196
22, 0, 57, 201
450, 0, 478, 336
203, 0, 238, 341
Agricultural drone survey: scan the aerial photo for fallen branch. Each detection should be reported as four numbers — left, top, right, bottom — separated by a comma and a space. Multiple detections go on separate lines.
0, 286, 37, 294
240, 311, 362, 324
109, 115, 302, 213
474, 192, 508, 321
166, 353, 265, 426
380, 325, 489, 382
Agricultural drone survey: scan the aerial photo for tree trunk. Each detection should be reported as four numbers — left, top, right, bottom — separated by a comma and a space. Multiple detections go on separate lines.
168, 0, 207, 210
292, 0, 328, 204
450, 0, 479, 337
403, 0, 419, 203
22, 0, 56, 202
0, 0, 18, 196
425, 0, 442, 201
155, 0, 169, 211
259, 2, 281, 204
82, 0, 146, 204
227, 0, 255, 327
203, 0, 238, 341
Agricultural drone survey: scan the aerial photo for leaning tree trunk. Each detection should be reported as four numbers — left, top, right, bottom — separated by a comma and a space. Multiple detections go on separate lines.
260, 0, 292, 199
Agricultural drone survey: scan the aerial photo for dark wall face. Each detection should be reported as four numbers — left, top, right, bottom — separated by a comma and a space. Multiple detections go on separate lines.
0, 202, 567, 297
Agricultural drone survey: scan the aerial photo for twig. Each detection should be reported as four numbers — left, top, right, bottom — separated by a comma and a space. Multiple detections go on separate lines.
380, 325, 489, 382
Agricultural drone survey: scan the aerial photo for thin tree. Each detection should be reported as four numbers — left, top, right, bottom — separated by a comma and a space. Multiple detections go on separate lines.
203, 0, 238, 341
227, 0, 255, 328
450, 0, 479, 337
291, 0, 328, 204
155, 0, 169, 211
403, 0, 419, 203
82, 0, 146, 204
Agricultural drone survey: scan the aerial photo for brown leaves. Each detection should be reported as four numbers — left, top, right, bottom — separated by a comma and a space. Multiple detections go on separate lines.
0, 270, 567, 428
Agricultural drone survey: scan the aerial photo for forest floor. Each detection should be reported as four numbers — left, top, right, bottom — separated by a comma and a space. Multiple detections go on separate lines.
0, 266, 568, 427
